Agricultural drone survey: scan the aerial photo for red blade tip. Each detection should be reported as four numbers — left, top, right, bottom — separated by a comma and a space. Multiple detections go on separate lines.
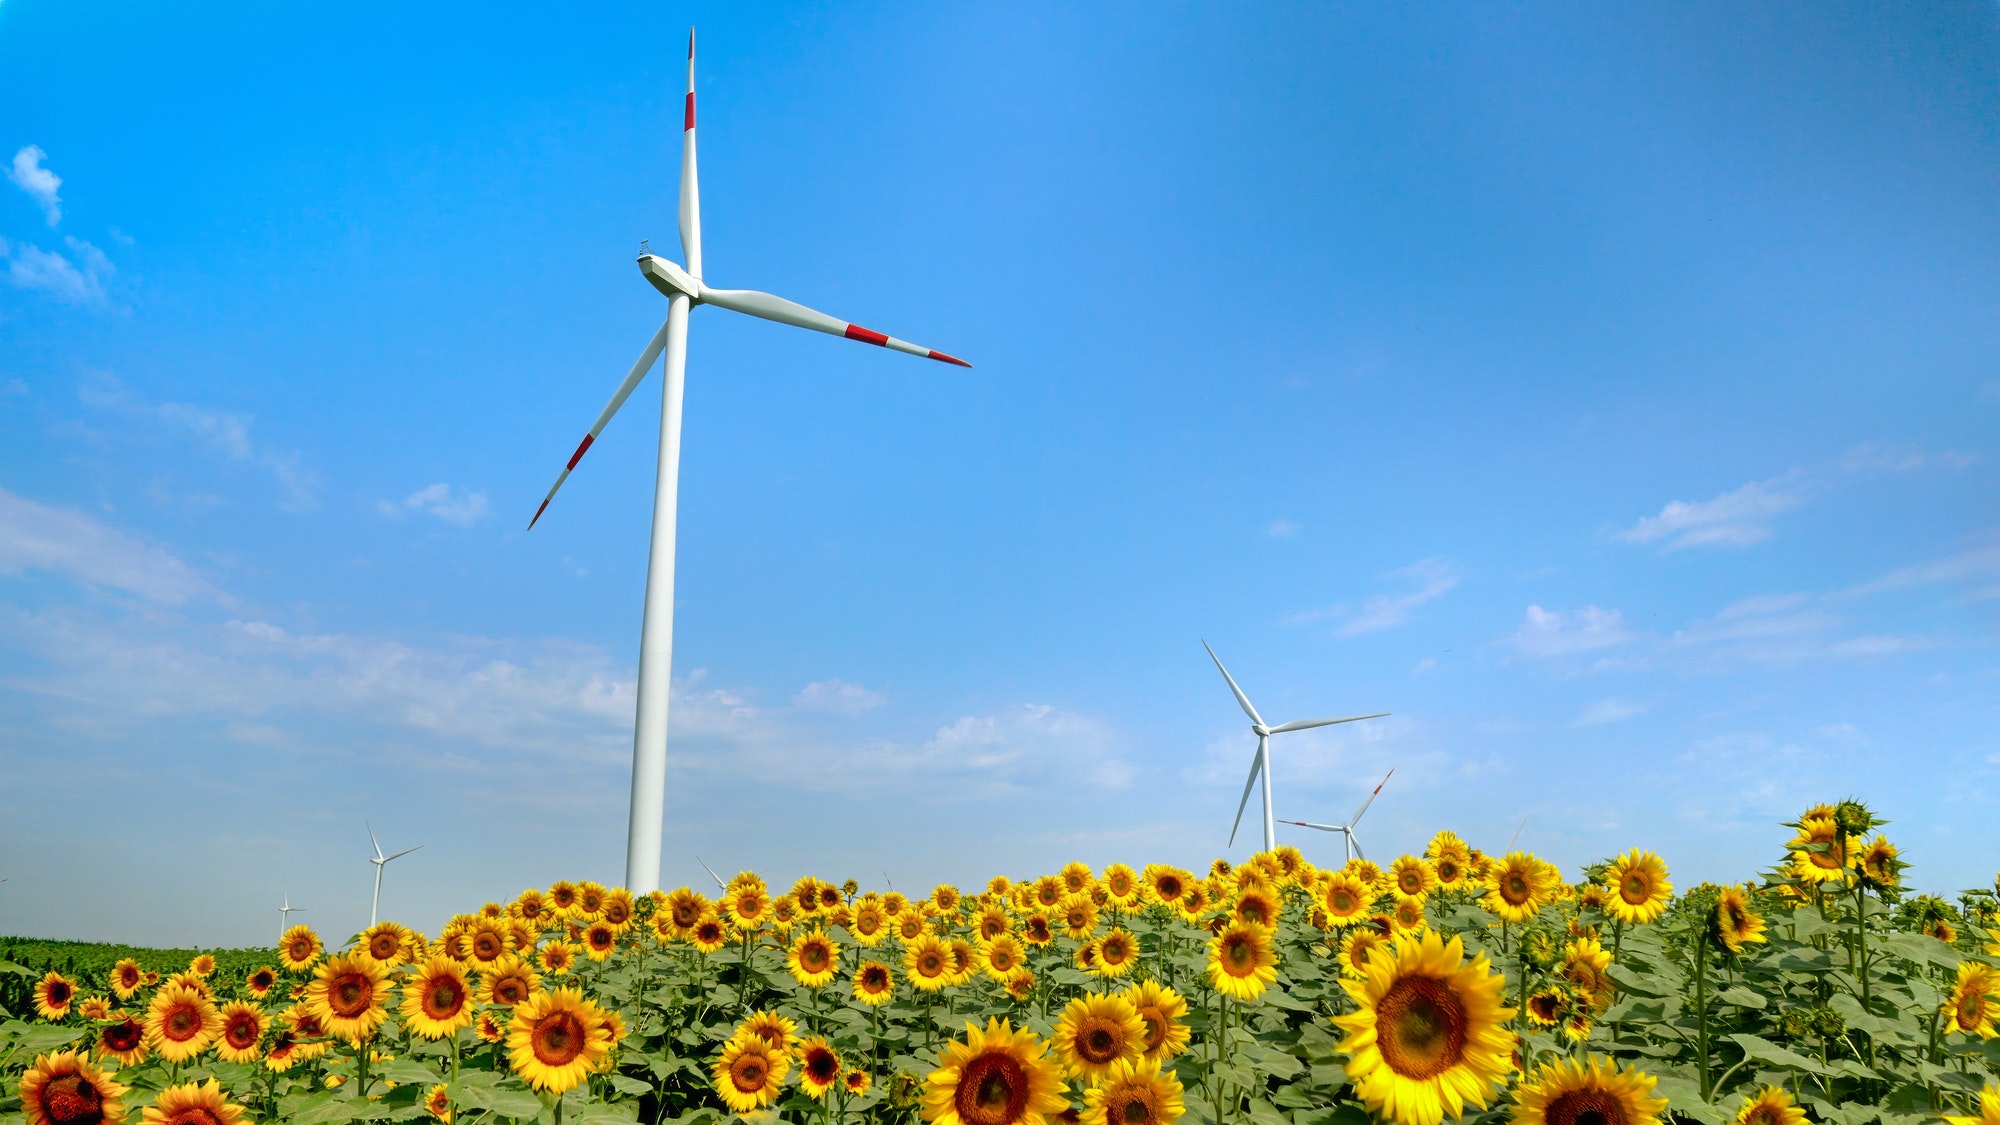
527, 498, 550, 530
927, 350, 972, 367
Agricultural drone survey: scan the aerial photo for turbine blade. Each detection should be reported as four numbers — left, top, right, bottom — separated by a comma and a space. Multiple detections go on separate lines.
385, 845, 423, 862
1281, 820, 1340, 831
1227, 744, 1264, 847
680, 28, 702, 278
1201, 640, 1264, 727
367, 820, 383, 859
697, 857, 726, 890
1349, 768, 1394, 827
1349, 830, 1365, 862
527, 318, 676, 529
1267, 712, 1389, 734
697, 286, 971, 367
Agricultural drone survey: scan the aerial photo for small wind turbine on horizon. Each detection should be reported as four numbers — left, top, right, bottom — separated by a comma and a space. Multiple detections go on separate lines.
279, 893, 304, 944
1281, 768, 1395, 864
526, 30, 970, 895
366, 823, 422, 927
697, 857, 727, 892
1204, 640, 1388, 853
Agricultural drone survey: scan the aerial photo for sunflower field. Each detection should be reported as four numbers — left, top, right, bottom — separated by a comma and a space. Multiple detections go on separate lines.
5, 801, 2000, 1125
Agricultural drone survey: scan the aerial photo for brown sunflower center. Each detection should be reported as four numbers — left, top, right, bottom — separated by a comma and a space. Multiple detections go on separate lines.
493, 977, 530, 1006
729, 1053, 769, 1093
164, 1004, 200, 1040
1331, 890, 1356, 913
1157, 877, 1183, 901
1543, 1088, 1630, 1125
1400, 873, 1422, 894
806, 1048, 840, 1084
102, 1022, 142, 1052
49, 981, 73, 1005
1741, 1108, 1781, 1125
919, 952, 945, 977
530, 1010, 587, 1067
40, 1074, 104, 1125
329, 975, 373, 1017
425, 977, 466, 1019
1222, 935, 1256, 975
1503, 873, 1531, 904
992, 948, 1018, 971
370, 935, 399, 960
157, 1102, 224, 1125
1957, 991, 1986, 1028
225, 1015, 260, 1049
1076, 1020, 1123, 1064
1115, 1088, 1159, 1125
473, 934, 504, 961
1620, 874, 1650, 903
802, 945, 830, 972
1374, 975, 1469, 1081
956, 1052, 1030, 1125
1438, 859, 1461, 882
1137, 1012, 1165, 1052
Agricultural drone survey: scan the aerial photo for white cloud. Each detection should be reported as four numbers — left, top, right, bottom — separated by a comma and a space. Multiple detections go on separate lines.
793, 679, 885, 716
9, 145, 62, 226
1665, 594, 1936, 666
6, 240, 109, 304
1505, 605, 1635, 659
1265, 519, 1301, 539
0, 487, 221, 605
380, 483, 489, 528
1845, 541, 2000, 602
1573, 698, 1647, 727
1287, 558, 1458, 635
79, 377, 317, 510
1619, 475, 1805, 551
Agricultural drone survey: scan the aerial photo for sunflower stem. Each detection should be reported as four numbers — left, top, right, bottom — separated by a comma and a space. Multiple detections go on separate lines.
1693, 930, 1711, 1101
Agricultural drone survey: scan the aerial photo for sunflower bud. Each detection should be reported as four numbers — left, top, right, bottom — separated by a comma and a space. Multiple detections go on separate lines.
889, 1072, 921, 1108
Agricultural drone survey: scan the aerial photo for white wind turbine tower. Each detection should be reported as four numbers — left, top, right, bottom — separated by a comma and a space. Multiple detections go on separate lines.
366, 823, 422, 927
1281, 768, 1395, 863
279, 893, 304, 944
526, 31, 970, 894
1204, 640, 1388, 853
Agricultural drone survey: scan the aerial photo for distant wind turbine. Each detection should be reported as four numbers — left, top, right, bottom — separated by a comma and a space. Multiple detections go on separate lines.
1281, 768, 1395, 863
1204, 640, 1388, 852
696, 857, 727, 892
366, 822, 422, 927
279, 893, 304, 944
1508, 816, 1529, 852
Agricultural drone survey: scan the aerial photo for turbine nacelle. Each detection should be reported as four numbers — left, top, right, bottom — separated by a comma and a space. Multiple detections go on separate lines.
640, 255, 703, 301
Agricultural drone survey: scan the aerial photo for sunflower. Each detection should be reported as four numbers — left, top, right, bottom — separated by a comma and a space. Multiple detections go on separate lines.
361, 922, 409, 968
476, 1012, 505, 1043
799, 1037, 843, 1100
1120, 980, 1190, 1062
1332, 931, 1516, 1125
1787, 816, 1855, 886
138, 1080, 245, 1125
96, 1017, 148, 1067
1141, 866, 1190, 909
1056, 894, 1100, 941
531, 941, 574, 975
724, 883, 771, 931
143, 983, 220, 1064
1206, 923, 1278, 1001
739, 1008, 799, 1054
853, 960, 896, 1006
1387, 857, 1436, 903
1944, 1085, 2000, 1125
600, 888, 635, 929
1320, 871, 1374, 926
305, 952, 391, 1044
1094, 930, 1140, 978
922, 1018, 1068, 1125
1102, 864, 1142, 909
570, 881, 607, 920
1075, 941, 1101, 973
182, 955, 213, 979
845, 1068, 873, 1096
464, 918, 512, 966
975, 907, 1012, 942
1712, 886, 1768, 954
712, 1032, 790, 1114
1945, 963, 1999, 1038
1391, 898, 1428, 935
392, 957, 473, 1040
1482, 852, 1554, 923
768, 897, 801, 935
906, 934, 955, 993
578, 922, 618, 962
1857, 837, 1902, 892
20, 1049, 128, 1125
847, 902, 889, 947
545, 880, 579, 914
1006, 969, 1036, 1003
238, 967, 275, 999
980, 934, 1028, 981
1231, 888, 1281, 929
1021, 913, 1055, 946
210, 1002, 266, 1064
883, 890, 912, 917
1601, 851, 1673, 926
689, 913, 729, 953
506, 986, 617, 1094
423, 1084, 453, 1124
1079, 1056, 1184, 1125
34, 973, 77, 1021
1560, 937, 1616, 1013
278, 925, 323, 973
481, 955, 542, 1008
787, 929, 840, 989
1043, 993, 1141, 1084
1525, 986, 1573, 1028
1508, 1054, 1667, 1125
109, 960, 143, 1002
1731, 1086, 1807, 1125
897, 913, 931, 942
165, 973, 211, 1002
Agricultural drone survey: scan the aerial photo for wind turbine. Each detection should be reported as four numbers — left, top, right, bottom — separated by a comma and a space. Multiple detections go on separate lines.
696, 857, 727, 892
1281, 768, 1395, 863
526, 31, 970, 895
1204, 640, 1388, 853
279, 893, 304, 944
366, 823, 422, 927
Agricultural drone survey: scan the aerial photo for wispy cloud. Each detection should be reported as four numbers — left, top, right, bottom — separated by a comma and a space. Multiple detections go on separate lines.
8, 145, 62, 226
80, 377, 318, 511
1504, 605, 1635, 659
1573, 698, 1647, 727
1844, 540, 2000, 602
1285, 558, 1458, 636
793, 679, 885, 716
4, 235, 113, 304
379, 484, 489, 528
1265, 519, 1301, 539
1619, 474, 1806, 551
0, 487, 221, 605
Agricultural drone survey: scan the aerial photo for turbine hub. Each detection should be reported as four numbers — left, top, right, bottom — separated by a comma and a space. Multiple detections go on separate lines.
639, 254, 703, 301
1251, 724, 1270, 737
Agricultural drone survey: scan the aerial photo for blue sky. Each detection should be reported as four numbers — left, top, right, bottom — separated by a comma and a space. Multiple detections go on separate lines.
2, 3, 1995, 947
